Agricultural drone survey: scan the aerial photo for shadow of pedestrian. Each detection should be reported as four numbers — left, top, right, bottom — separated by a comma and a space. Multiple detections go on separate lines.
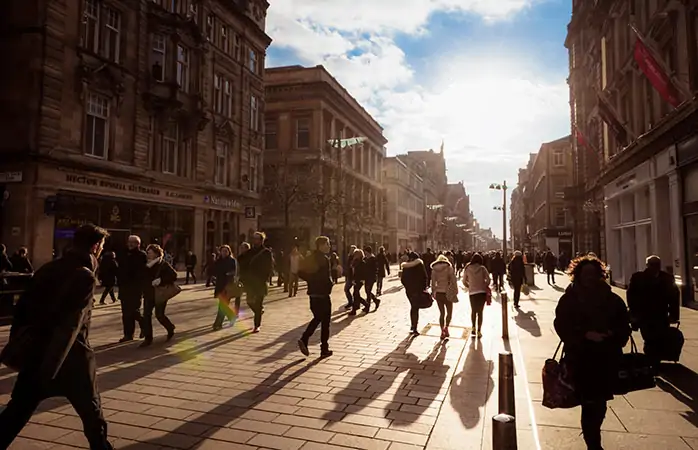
117, 358, 320, 449
322, 336, 418, 420
514, 309, 541, 337
450, 339, 493, 429
656, 363, 698, 426
382, 285, 404, 295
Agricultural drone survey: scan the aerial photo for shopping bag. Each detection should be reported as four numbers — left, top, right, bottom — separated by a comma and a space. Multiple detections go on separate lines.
614, 336, 656, 395
661, 324, 684, 362
154, 283, 182, 306
542, 341, 579, 409
485, 286, 492, 305
416, 290, 433, 309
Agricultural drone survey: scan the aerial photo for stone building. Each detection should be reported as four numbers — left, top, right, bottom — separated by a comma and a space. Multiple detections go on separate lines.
262, 65, 387, 254
0, 0, 271, 267
510, 168, 528, 253
566, 0, 698, 297
383, 156, 425, 253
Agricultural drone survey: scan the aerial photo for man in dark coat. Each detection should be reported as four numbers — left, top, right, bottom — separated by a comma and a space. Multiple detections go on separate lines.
628, 255, 681, 365
490, 251, 506, 291
544, 251, 558, 284
184, 251, 198, 284
421, 248, 436, 283
117, 235, 146, 342
9, 247, 33, 274
362, 246, 381, 312
0, 224, 113, 449
238, 231, 273, 332
298, 236, 334, 358
97, 251, 118, 304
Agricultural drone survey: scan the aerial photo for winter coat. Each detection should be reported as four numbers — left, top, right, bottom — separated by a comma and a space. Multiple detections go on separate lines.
431, 260, 458, 302
544, 252, 557, 273
490, 256, 506, 275
352, 258, 367, 285
363, 254, 378, 283
463, 263, 490, 295
507, 257, 526, 286
97, 253, 118, 287
628, 269, 680, 328
142, 258, 178, 303
9, 254, 34, 274
400, 259, 428, 295
118, 248, 147, 300
213, 256, 237, 297
554, 282, 630, 402
185, 253, 198, 269
376, 253, 390, 278
238, 246, 273, 297
299, 250, 333, 296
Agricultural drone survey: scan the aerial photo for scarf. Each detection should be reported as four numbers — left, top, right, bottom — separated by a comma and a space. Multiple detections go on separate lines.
146, 257, 162, 269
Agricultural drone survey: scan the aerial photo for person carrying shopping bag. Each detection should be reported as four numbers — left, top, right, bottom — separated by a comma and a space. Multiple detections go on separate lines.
430, 254, 459, 339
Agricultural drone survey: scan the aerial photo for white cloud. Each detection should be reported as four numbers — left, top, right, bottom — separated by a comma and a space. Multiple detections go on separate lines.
265, 0, 568, 235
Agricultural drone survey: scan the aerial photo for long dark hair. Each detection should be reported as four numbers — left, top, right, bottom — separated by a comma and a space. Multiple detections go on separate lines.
468, 253, 484, 267
567, 254, 608, 282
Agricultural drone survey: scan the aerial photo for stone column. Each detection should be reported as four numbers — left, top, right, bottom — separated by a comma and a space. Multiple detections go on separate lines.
193, 208, 205, 263
668, 171, 685, 281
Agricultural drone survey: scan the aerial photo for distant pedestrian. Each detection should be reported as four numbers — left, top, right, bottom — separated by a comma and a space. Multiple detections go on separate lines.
463, 253, 490, 338
0, 224, 114, 449
288, 246, 303, 297
140, 244, 177, 347
9, 247, 33, 274
343, 245, 358, 309
184, 251, 198, 284
544, 251, 557, 284
400, 252, 428, 336
330, 252, 340, 284
298, 236, 334, 358
490, 251, 506, 291
0, 244, 12, 272
362, 246, 380, 311
117, 235, 146, 343
212, 245, 239, 330
238, 232, 273, 333
508, 251, 526, 308
97, 251, 118, 305
422, 248, 436, 283
376, 246, 390, 296
431, 254, 458, 339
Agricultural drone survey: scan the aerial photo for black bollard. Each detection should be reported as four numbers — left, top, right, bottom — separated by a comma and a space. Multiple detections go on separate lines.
498, 352, 515, 416
501, 291, 509, 339
492, 414, 517, 449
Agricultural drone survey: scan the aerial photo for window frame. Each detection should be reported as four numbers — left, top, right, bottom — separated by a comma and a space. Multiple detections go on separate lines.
248, 48, 258, 73
264, 120, 277, 150
295, 117, 310, 149
552, 149, 565, 167
152, 33, 167, 82
176, 44, 190, 92
102, 6, 121, 62
84, 92, 110, 159
249, 151, 260, 192
250, 95, 260, 132
215, 141, 228, 186
161, 123, 179, 175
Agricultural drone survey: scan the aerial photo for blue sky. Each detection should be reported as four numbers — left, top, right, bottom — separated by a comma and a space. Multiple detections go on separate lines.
265, 0, 572, 236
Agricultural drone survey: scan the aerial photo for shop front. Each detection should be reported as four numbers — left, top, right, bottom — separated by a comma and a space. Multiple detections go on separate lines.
678, 134, 698, 304
540, 228, 573, 257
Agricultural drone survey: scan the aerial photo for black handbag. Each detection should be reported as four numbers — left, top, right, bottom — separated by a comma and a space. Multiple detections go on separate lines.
614, 336, 656, 395
542, 341, 579, 409
415, 290, 433, 309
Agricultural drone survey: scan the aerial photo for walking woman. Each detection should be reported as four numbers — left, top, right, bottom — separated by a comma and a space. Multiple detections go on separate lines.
330, 252, 340, 284
97, 251, 118, 304
376, 246, 390, 296
348, 249, 368, 315
463, 253, 490, 338
554, 255, 630, 450
400, 252, 428, 336
508, 251, 527, 308
212, 245, 238, 330
141, 244, 177, 347
431, 254, 458, 339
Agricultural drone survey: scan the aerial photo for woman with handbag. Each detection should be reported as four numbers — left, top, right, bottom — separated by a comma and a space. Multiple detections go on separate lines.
553, 255, 630, 450
463, 253, 490, 338
400, 252, 428, 336
212, 245, 240, 330
141, 244, 178, 348
430, 254, 458, 339
508, 251, 527, 308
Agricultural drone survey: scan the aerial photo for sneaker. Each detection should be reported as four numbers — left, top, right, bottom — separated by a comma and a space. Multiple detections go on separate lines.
253, 327, 261, 333
410, 329, 420, 336
470, 330, 476, 337
166, 329, 175, 341
99, 301, 105, 305
212, 325, 223, 331
348, 311, 357, 316
477, 331, 482, 339
374, 299, 381, 309
118, 336, 133, 343
298, 339, 310, 357
344, 304, 353, 310
444, 327, 450, 338
320, 349, 333, 358
139, 339, 153, 348
363, 307, 370, 314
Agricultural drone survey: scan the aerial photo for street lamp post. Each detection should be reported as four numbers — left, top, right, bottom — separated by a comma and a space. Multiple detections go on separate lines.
490, 181, 508, 257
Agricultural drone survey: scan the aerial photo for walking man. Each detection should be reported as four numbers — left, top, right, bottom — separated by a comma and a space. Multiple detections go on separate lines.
117, 235, 146, 342
362, 246, 380, 311
298, 236, 334, 358
0, 224, 113, 449
238, 231, 273, 333
185, 250, 198, 284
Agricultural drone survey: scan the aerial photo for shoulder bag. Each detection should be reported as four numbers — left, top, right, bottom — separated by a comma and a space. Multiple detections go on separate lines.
542, 341, 579, 409
613, 335, 656, 395
153, 263, 182, 306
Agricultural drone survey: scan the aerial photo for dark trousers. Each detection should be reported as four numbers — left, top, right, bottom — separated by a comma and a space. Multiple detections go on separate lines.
581, 401, 607, 449
376, 276, 384, 295
99, 286, 117, 304
547, 270, 556, 284
344, 280, 354, 306
364, 280, 378, 304
214, 297, 241, 328
352, 282, 368, 312
301, 295, 331, 351
247, 293, 265, 328
288, 273, 299, 297
512, 282, 522, 306
185, 267, 197, 284
409, 303, 420, 330
120, 294, 143, 339
435, 293, 453, 329
469, 293, 487, 331
142, 296, 174, 340
493, 273, 504, 290
0, 360, 112, 449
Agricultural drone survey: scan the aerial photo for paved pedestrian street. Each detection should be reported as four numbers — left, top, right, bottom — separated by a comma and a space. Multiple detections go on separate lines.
1, 272, 698, 450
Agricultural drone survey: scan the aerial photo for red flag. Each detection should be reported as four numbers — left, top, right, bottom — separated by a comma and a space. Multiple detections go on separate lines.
596, 92, 628, 146
633, 38, 681, 108
574, 125, 593, 152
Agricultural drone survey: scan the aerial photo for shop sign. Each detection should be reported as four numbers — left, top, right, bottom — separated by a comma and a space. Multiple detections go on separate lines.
245, 206, 256, 218
64, 174, 192, 201
0, 171, 22, 183
204, 195, 242, 211
546, 229, 573, 239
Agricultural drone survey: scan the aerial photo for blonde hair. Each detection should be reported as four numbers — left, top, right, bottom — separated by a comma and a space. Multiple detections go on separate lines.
352, 248, 365, 259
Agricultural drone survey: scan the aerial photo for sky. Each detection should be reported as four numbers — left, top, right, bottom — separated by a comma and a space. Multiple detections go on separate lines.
264, 0, 572, 236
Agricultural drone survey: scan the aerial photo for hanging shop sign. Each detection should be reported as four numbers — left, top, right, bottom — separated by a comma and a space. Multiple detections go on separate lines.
63, 173, 193, 201
203, 195, 243, 211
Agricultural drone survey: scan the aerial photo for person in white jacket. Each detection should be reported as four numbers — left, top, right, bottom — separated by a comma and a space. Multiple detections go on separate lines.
431, 254, 459, 339
463, 253, 491, 338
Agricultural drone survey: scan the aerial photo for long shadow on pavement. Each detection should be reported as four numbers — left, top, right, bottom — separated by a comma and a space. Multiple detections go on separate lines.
514, 309, 542, 337
656, 363, 698, 427
118, 358, 320, 449
450, 338, 494, 429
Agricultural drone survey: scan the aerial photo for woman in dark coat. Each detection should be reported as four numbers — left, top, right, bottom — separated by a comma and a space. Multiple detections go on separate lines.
376, 247, 390, 296
400, 252, 428, 335
554, 255, 630, 450
212, 245, 239, 330
349, 249, 368, 315
141, 244, 178, 347
97, 251, 119, 304
507, 251, 526, 308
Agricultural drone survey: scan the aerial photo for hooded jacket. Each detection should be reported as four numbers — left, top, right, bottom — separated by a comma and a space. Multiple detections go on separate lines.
430, 258, 456, 295
400, 259, 428, 294
463, 263, 490, 295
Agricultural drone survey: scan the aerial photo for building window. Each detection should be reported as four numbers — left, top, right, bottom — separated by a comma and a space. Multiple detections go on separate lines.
250, 95, 259, 131
250, 153, 259, 192
554, 207, 566, 227
84, 92, 109, 158
220, 26, 228, 52
233, 34, 241, 60
553, 149, 564, 167
215, 142, 228, 185
187, 2, 197, 22
295, 118, 310, 149
151, 34, 167, 81
213, 74, 222, 113
223, 79, 232, 117
161, 123, 178, 174
81, 0, 122, 62
206, 15, 214, 41
265, 120, 277, 150
176, 45, 189, 92
249, 48, 258, 73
